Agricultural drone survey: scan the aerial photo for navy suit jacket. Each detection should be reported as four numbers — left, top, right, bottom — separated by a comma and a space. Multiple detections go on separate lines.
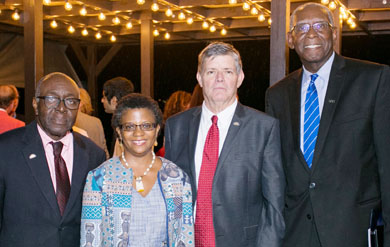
165, 103, 285, 247
266, 54, 390, 247
0, 121, 106, 247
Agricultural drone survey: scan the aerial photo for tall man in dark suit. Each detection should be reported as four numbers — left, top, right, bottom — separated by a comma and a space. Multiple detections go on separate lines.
165, 42, 285, 247
0, 72, 106, 247
266, 3, 390, 247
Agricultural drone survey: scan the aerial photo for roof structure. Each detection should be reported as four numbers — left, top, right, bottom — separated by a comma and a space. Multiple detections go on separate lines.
0, 0, 389, 44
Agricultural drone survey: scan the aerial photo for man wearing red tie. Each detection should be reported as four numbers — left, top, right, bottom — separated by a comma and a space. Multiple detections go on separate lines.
165, 42, 285, 247
0, 72, 106, 247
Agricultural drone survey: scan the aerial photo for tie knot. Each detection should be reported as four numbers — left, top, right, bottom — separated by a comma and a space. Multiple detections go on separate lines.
310, 74, 319, 84
51, 141, 64, 157
211, 115, 218, 125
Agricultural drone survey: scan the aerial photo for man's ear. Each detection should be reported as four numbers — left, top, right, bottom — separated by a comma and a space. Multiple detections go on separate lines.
32, 98, 38, 115
110, 96, 118, 108
5, 101, 15, 115
287, 32, 295, 49
196, 72, 203, 88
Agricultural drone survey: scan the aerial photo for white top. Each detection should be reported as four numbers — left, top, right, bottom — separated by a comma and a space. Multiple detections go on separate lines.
300, 52, 335, 152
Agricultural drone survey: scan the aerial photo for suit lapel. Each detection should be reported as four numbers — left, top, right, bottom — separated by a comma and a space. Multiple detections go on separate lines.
311, 54, 346, 172
288, 70, 310, 172
22, 122, 62, 220
188, 107, 201, 197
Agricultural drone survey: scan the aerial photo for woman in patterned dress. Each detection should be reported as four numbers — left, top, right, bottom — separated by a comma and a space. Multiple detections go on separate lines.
80, 93, 194, 247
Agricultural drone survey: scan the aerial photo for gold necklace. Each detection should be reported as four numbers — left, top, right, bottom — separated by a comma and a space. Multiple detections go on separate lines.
121, 151, 156, 192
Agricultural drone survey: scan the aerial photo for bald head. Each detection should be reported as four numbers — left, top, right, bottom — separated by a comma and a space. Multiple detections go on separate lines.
0, 85, 18, 112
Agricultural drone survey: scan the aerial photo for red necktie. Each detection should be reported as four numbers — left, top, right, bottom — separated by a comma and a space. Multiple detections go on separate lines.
195, 115, 219, 247
51, 141, 71, 216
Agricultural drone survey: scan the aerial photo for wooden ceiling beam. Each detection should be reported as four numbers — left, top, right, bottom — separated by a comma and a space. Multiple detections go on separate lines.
356, 11, 390, 21
347, 0, 388, 9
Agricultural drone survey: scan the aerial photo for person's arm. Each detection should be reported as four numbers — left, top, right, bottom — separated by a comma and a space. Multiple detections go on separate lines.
373, 66, 390, 246
257, 119, 285, 247
179, 171, 194, 246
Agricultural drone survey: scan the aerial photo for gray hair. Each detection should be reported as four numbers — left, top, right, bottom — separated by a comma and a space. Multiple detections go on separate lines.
290, 2, 334, 31
198, 42, 243, 74
35, 72, 80, 98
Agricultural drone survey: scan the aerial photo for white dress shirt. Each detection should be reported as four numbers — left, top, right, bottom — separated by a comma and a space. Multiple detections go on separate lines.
300, 52, 335, 152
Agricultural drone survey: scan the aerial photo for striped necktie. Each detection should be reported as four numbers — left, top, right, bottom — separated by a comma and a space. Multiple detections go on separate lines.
303, 74, 320, 168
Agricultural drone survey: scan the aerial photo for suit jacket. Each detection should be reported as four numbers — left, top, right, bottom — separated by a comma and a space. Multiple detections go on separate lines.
0, 121, 106, 247
74, 112, 109, 158
165, 103, 285, 247
265, 54, 390, 247
0, 110, 24, 134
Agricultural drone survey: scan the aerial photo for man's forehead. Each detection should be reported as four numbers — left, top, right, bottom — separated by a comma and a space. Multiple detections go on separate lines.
40, 77, 78, 95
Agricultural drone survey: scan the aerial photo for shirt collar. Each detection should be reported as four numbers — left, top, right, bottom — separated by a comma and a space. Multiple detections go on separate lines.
37, 124, 73, 151
302, 52, 335, 88
201, 99, 237, 129
0, 108, 6, 113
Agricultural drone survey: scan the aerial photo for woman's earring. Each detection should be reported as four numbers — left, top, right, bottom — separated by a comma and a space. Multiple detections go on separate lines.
154, 140, 158, 146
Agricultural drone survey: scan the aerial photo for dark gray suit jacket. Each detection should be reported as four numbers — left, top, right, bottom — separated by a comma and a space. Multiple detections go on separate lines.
0, 121, 106, 247
266, 54, 390, 247
165, 103, 285, 247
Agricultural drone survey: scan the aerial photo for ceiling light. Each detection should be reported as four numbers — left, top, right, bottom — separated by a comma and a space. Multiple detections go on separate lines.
126, 21, 133, 29
187, 17, 193, 25
268, 18, 272, 25
178, 11, 185, 20
221, 28, 227, 35
98, 12, 106, 20
165, 8, 173, 17
81, 28, 88, 36
79, 6, 87, 16
321, 0, 330, 5
229, 0, 237, 4
95, 32, 102, 39
112, 16, 120, 25
11, 10, 20, 21
251, 7, 258, 15
64, 1, 72, 11
258, 14, 265, 22
50, 19, 58, 28
68, 25, 75, 33
350, 21, 357, 29
151, 3, 159, 12
137, 0, 145, 5
110, 35, 116, 42
153, 29, 160, 36
242, 2, 250, 11
202, 21, 209, 29
209, 25, 216, 32
43, 0, 51, 5
329, 1, 337, 10
164, 32, 170, 39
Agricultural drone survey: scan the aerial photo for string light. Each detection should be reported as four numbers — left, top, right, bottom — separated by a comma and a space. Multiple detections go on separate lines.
137, 0, 145, 5
81, 28, 88, 36
178, 11, 186, 20
151, 2, 159, 12
202, 20, 209, 29
11, 10, 20, 21
258, 14, 265, 22
268, 18, 272, 25
95, 32, 102, 39
79, 6, 87, 16
209, 25, 216, 32
165, 8, 173, 17
164, 32, 170, 39
242, 2, 250, 11
321, 0, 330, 4
221, 28, 227, 35
187, 17, 194, 25
110, 35, 116, 42
126, 21, 133, 29
64, 1, 72, 11
329, 1, 337, 10
153, 29, 160, 36
350, 21, 356, 29
98, 12, 106, 20
229, 0, 237, 4
250, 6, 259, 15
43, 0, 51, 5
112, 16, 120, 25
50, 19, 58, 28
68, 25, 75, 33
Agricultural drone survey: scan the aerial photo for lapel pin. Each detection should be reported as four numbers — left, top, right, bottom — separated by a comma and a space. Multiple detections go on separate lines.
328, 99, 336, 103
29, 154, 37, 159
233, 122, 240, 126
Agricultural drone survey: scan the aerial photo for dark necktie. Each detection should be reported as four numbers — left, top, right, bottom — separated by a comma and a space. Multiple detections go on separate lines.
195, 115, 219, 247
51, 141, 71, 216
303, 74, 320, 168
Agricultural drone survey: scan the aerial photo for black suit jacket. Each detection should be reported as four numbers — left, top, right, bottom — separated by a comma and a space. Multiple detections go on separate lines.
266, 54, 390, 247
165, 103, 285, 247
0, 121, 106, 247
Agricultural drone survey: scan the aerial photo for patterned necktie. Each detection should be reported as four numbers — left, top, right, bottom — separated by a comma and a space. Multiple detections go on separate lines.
51, 141, 71, 216
303, 74, 320, 168
195, 115, 219, 247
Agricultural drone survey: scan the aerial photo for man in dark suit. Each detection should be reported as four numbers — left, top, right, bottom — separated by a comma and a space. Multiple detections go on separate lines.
266, 3, 390, 247
0, 72, 106, 247
165, 42, 285, 247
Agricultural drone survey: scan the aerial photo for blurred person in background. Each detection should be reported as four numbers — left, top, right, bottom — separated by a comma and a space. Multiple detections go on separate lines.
0, 84, 25, 134
189, 84, 204, 108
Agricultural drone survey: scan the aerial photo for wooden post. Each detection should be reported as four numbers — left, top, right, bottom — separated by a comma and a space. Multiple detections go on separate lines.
87, 45, 98, 114
270, 0, 290, 86
23, 0, 43, 123
333, 7, 342, 54
140, 12, 154, 97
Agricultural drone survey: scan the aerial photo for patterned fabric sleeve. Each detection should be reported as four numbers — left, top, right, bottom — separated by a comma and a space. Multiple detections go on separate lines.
80, 168, 104, 247
179, 171, 195, 246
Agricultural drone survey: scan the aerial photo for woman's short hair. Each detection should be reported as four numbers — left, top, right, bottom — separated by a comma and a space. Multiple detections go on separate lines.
112, 93, 163, 131
163, 90, 191, 122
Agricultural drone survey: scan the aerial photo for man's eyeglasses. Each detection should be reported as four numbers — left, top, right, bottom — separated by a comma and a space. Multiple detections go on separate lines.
120, 122, 157, 132
291, 22, 333, 34
37, 96, 80, 110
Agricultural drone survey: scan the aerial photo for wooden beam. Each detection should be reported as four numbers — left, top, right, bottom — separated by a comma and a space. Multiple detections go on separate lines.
69, 41, 88, 73
23, 0, 43, 123
140, 13, 154, 97
96, 44, 123, 75
270, 0, 290, 85
87, 45, 98, 114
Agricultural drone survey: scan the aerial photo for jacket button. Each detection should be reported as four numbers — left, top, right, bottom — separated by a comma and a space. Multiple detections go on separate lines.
309, 182, 316, 189
307, 214, 312, 220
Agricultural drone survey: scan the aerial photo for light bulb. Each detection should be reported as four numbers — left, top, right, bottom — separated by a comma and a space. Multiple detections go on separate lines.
202, 21, 209, 29
268, 18, 272, 25
251, 7, 258, 15
347, 17, 354, 24
178, 11, 185, 20
209, 25, 216, 32
164, 32, 170, 39
80, 6, 87, 16
126, 21, 133, 29
112, 16, 120, 25
98, 12, 106, 20
329, 1, 337, 10
258, 14, 265, 22
383, 0, 387, 4
95, 32, 102, 39
64, 1, 72, 11
187, 17, 193, 25
68, 25, 75, 33
81, 28, 88, 36
321, 0, 329, 5
229, 0, 237, 4
153, 29, 160, 36
50, 19, 58, 28
110, 35, 116, 42
43, 0, 51, 5
350, 22, 356, 29
221, 28, 227, 35
243, 2, 250, 11
12, 10, 20, 21
165, 8, 173, 17
137, 0, 145, 5
151, 3, 159, 12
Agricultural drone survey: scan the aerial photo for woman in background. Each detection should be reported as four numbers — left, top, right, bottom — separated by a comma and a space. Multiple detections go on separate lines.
80, 93, 194, 247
